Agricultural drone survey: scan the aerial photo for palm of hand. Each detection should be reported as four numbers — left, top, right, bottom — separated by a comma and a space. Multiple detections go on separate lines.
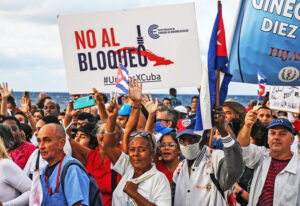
1, 88, 11, 98
144, 102, 158, 113
21, 103, 29, 114
129, 87, 142, 101
20, 98, 30, 114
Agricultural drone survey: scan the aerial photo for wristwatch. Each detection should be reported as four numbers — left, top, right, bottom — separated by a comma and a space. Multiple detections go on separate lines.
238, 188, 244, 196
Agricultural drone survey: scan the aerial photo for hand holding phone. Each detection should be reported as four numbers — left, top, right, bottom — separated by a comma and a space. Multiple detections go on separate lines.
73, 95, 95, 110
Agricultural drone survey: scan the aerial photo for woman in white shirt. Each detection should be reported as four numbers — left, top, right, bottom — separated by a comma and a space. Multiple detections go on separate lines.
103, 79, 171, 206
0, 124, 31, 206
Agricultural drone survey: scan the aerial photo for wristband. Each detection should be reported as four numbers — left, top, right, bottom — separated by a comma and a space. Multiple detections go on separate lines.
132, 105, 142, 109
238, 188, 244, 196
105, 130, 115, 135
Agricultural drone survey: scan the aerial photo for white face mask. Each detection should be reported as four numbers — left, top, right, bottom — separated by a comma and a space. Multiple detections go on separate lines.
179, 140, 201, 160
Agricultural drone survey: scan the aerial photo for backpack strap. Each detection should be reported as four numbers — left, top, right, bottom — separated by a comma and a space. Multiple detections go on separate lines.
208, 149, 225, 199
210, 173, 225, 199
111, 169, 117, 193
61, 160, 87, 194
35, 150, 41, 170
29, 150, 41, 180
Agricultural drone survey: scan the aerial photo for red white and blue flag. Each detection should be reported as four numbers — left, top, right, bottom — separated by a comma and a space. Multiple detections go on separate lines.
116, 64, 129, 94
194, 5, 232, 134
257, 71, 267, 100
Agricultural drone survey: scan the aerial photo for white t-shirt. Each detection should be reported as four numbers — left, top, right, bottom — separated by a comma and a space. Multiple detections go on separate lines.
23, 149, 47, 177
0, 158, 31, 206
111, 152, 171, 206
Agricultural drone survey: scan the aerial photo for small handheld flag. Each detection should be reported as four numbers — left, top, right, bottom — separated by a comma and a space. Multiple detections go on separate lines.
116, 64, 129, 95
257, 71, 267, 101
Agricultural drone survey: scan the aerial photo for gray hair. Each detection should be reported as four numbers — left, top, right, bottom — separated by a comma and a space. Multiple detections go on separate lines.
158, 105, 179, 128
128, 132, 156, 153
96, 120, 123, 140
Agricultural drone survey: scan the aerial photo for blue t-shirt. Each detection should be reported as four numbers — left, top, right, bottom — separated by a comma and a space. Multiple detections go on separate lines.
41, 155, 90, 206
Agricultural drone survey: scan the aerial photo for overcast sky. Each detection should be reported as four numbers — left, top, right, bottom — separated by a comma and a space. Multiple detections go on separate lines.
0, 0, 259, 95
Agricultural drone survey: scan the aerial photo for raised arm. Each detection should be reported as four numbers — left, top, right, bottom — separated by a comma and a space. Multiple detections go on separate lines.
213, 106, 244, 191
104, 99, 122, 164
69, 137, 91, 166
20, 97, 36, 131
64, 100, 79, 129
0, 82, 13, 116
237, 109, 267, 168
92, 88, 108, 120
237, 110, 258, 147
142, 93, 158, 132
122, 78, 142, 154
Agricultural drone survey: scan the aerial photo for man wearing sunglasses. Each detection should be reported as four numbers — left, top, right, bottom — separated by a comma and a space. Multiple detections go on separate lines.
172, 108, 244, 206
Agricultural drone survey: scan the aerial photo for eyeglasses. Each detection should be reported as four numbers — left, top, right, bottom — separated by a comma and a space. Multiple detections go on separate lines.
159, 142, 177, 149
129, 131, 154, 149
156, 119, 171, 123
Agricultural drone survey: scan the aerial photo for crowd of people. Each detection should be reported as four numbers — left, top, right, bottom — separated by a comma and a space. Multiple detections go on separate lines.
0, 80, 299, 206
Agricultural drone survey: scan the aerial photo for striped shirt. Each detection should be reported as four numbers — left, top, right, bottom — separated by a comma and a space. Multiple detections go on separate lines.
257, 158, 290, 206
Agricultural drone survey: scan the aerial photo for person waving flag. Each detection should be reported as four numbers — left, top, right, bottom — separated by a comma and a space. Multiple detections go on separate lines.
116, 64, 129, 95
194, 3, 232, 134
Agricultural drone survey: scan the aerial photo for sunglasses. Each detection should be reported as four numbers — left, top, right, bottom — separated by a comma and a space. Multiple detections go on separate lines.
129, 131, 155, 149
156, 119, 171, 122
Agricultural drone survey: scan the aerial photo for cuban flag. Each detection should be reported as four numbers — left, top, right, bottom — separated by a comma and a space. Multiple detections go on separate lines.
257, 71, 267, 100
194, 4, 232, 135
116, 64, 129, 94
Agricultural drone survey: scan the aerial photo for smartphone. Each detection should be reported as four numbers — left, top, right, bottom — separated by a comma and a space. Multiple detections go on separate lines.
73, 95, 95, 110
24, 91, 30, 98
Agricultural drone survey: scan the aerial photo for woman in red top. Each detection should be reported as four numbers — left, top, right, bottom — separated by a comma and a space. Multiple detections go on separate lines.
2, 117, 36, 169
156, 132, 181, 184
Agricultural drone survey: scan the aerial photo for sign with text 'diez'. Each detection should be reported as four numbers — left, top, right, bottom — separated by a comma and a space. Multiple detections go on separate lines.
58, 3, 202, 94
229, 0, 300, 86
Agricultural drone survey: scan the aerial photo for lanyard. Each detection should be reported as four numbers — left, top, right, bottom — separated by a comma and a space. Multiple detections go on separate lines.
45, 154, 65, 196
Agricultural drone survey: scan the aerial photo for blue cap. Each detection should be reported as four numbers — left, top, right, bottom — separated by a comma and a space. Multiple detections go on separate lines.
176, 118, 197, 138
118, 104, 132, 116
267, 118, 295, 134
155, 122, 174, 134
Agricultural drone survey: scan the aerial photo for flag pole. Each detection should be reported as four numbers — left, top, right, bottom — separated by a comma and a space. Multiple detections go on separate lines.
209, 0, 222, 148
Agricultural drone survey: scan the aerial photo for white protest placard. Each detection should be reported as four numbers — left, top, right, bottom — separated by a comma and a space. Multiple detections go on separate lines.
58, 3, 202, 94
269, 86, 300, 113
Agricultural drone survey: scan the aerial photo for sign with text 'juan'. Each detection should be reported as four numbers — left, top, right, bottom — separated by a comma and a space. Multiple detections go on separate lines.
58, 3, 202, 94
